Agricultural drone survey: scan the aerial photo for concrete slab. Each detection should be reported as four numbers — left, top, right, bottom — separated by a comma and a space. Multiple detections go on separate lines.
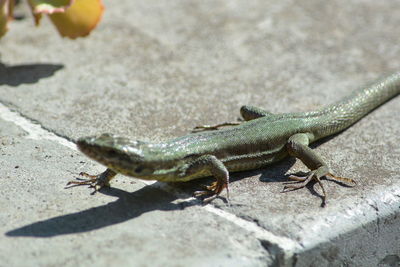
0, 0, 399, 266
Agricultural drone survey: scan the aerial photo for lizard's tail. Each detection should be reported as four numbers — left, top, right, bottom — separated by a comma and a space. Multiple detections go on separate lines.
318, 72, 400, 136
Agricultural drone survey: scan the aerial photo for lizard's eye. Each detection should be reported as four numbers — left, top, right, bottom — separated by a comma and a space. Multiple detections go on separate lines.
135, 166, 144, 173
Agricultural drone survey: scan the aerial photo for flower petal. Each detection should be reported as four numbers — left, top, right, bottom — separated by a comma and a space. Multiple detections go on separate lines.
27, 0, 73, 26
28, 0, 73, 14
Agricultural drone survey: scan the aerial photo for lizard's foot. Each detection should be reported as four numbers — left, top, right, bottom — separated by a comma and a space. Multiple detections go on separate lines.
66, 170, 114, 194
193, 181, 229, 203
282, 169, 356, 205
192, 122, 241, 132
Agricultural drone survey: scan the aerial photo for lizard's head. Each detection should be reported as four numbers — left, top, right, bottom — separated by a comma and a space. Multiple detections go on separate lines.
77, 133, 163, 179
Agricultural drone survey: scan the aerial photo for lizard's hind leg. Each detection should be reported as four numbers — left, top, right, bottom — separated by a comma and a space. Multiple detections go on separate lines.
284, 133, 356, 205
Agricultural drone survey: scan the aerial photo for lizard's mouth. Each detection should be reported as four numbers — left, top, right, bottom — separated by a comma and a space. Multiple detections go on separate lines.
76, 134, 161, 178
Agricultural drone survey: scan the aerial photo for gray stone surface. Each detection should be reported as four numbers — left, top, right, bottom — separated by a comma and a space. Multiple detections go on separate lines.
1, 0, 399, 266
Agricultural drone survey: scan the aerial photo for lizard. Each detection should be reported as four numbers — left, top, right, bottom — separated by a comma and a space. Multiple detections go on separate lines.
68, 73, 400, 204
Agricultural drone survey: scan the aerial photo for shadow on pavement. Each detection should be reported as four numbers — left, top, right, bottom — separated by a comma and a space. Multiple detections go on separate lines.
0, 62, 64, 86
3, 158, 302, 237
5, 184, 198, 237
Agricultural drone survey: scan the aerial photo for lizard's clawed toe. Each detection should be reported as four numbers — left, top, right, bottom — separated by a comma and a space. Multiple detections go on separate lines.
193, 181, 228, 203
326, 173, 357, 186
282, 171, 327, 204
282, 170, 356, 206
66, 171, 111, 193
192, 122, 242, 132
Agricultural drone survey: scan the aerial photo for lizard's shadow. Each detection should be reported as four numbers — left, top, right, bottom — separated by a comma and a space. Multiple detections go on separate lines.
5, 185, 198, 238
4, 160, 302, 238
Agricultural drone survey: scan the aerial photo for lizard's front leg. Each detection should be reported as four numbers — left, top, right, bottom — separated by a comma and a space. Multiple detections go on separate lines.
66, 168, 117, 193
183, 155, 229, 203
284, 133, 356, 205
192, 105, 273, 132
192, 122, 242, 132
